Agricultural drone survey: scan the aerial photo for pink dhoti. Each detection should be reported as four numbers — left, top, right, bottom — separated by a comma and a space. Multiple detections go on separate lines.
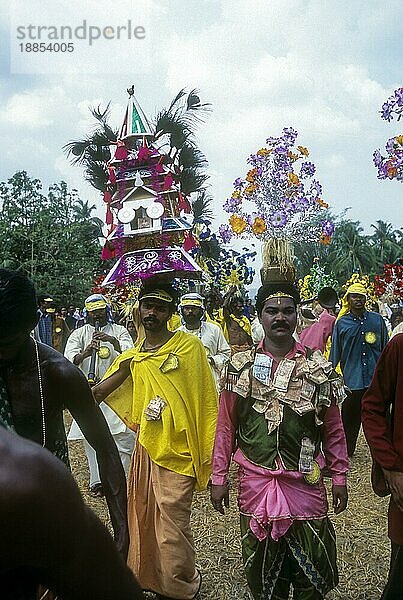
127, 443, 201, 599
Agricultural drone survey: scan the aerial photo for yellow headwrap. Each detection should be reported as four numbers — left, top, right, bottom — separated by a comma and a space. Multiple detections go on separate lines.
85, 299, 107, 312
338, 283, 367, 320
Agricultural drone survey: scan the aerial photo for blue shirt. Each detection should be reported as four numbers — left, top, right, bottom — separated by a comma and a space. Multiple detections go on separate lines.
37, 310, 52, 346
330, 310, 388, 390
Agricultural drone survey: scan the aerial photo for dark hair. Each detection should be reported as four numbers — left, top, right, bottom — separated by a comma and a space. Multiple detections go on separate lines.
0, 269, 39, 336
255, 283, 300, 316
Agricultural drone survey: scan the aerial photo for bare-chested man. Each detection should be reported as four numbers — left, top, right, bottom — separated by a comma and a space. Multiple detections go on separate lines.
0, 424, 142, 600
0, 269, 129, 558
219, 291, 253, 354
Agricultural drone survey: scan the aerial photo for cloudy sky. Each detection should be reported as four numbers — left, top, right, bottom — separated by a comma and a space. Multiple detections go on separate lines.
1, 0, 402, 243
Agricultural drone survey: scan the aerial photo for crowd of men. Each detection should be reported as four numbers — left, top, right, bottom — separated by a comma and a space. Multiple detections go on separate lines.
1, 267, 403, 599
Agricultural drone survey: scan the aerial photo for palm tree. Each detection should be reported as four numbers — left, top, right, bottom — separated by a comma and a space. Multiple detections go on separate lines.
72, 198, 104, 240
370, 220, 401, 267
64, 104, 118, 192
329, 220, 376, 278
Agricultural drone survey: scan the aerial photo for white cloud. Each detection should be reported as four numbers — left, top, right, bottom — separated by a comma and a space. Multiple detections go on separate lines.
1, 86, 67, 128
0, 0, 401, 237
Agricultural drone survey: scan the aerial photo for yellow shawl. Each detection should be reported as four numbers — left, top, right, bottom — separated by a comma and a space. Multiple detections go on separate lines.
102, 331, 218, 490
216, 309, 252, 342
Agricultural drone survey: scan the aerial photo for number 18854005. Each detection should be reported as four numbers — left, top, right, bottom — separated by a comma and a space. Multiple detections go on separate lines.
19, 43, 74, 52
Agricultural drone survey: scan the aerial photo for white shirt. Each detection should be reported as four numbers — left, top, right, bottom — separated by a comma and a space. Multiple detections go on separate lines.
65, 322, 133, 437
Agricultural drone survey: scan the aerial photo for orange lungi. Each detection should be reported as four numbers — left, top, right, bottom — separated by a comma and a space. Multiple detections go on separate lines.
127, 442, 200, 599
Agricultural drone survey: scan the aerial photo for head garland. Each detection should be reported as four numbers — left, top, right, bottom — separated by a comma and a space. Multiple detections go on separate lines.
255, 282, 301, 316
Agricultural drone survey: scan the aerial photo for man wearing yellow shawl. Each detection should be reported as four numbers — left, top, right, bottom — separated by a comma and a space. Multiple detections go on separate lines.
93, 283, 218, 600
217, 290, 252, 354
329, 282, 388, 457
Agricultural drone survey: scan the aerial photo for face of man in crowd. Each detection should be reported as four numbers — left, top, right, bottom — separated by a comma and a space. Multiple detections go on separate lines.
140, 299, 172, 332
182, 305, 203, 329
40, 300, 52, 314
259, 297, 297, 342
87, 307, 108, 327
348, 293, 366, 314
231, 299, 244, 318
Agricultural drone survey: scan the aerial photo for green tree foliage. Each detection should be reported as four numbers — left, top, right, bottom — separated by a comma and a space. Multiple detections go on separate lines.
0, 171, 102, 305
294, 217, 403, 283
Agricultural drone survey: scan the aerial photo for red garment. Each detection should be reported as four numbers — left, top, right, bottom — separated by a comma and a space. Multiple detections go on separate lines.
362, 333, 403, 544
299, 310, 336, 353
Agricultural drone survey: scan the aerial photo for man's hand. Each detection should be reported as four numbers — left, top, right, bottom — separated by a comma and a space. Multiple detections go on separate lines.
332, 484, 348, 514
114, 524, 130, 560
73, 341, 98, 365
93, 332, 121, 353
210, 484, 230, 514
383, 470, 403, 511
93, 331, 113, 343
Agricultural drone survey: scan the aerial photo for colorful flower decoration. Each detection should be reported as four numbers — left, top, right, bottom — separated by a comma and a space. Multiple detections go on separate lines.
91, 273, 142, 313
224, 127, 334, 244
374, 263, 403, 299
298, 259, 339, 301
203, 249, 256, 291
374, 87, 403, 183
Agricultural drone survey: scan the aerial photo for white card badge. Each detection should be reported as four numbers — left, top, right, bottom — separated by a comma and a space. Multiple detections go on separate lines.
253, 354, 273, 386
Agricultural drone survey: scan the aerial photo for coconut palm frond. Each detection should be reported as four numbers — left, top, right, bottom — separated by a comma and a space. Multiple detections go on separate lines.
154, 111, 189, 138
191, 189, 214, 221
90, 103, 111, 124
178, 143, 208, 170
89, 103, 118, 143
84, 162, 109, 192
167, 88, 187, 113
90, 129, 116, 147
180, 169, 209, 196
85, 144, 112, 164
180, 89, 212, 132
63, 137, 95, 164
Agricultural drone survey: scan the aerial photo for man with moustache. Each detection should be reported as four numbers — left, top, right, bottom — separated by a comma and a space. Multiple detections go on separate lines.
0, 269, 129, 560
93, 282, 218, 600
210, 282, 348, 600
65, 293, 135, 496
330, 283, 388, 457
177, 292, 230, 387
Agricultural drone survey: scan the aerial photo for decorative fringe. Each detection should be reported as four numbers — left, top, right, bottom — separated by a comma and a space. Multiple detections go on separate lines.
260, 238, 296, 284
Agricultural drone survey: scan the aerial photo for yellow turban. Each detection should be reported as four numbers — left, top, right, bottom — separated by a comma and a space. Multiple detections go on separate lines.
338, 283, 367, 320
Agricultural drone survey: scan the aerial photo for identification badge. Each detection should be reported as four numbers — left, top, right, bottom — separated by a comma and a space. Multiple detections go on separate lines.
98, 346, 111, 359
304, 461, 321, 485
253, 354, 273, 386
160, 353, 179, 373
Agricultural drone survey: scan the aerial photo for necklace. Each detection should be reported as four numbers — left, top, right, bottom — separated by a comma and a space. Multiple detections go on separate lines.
33, 339, 46, 447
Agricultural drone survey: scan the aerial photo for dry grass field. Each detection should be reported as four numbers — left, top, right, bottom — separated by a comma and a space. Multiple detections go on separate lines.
69, 431, 390, 600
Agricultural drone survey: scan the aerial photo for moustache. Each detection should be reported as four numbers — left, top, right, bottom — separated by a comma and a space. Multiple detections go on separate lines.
272, 323, 290, 330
